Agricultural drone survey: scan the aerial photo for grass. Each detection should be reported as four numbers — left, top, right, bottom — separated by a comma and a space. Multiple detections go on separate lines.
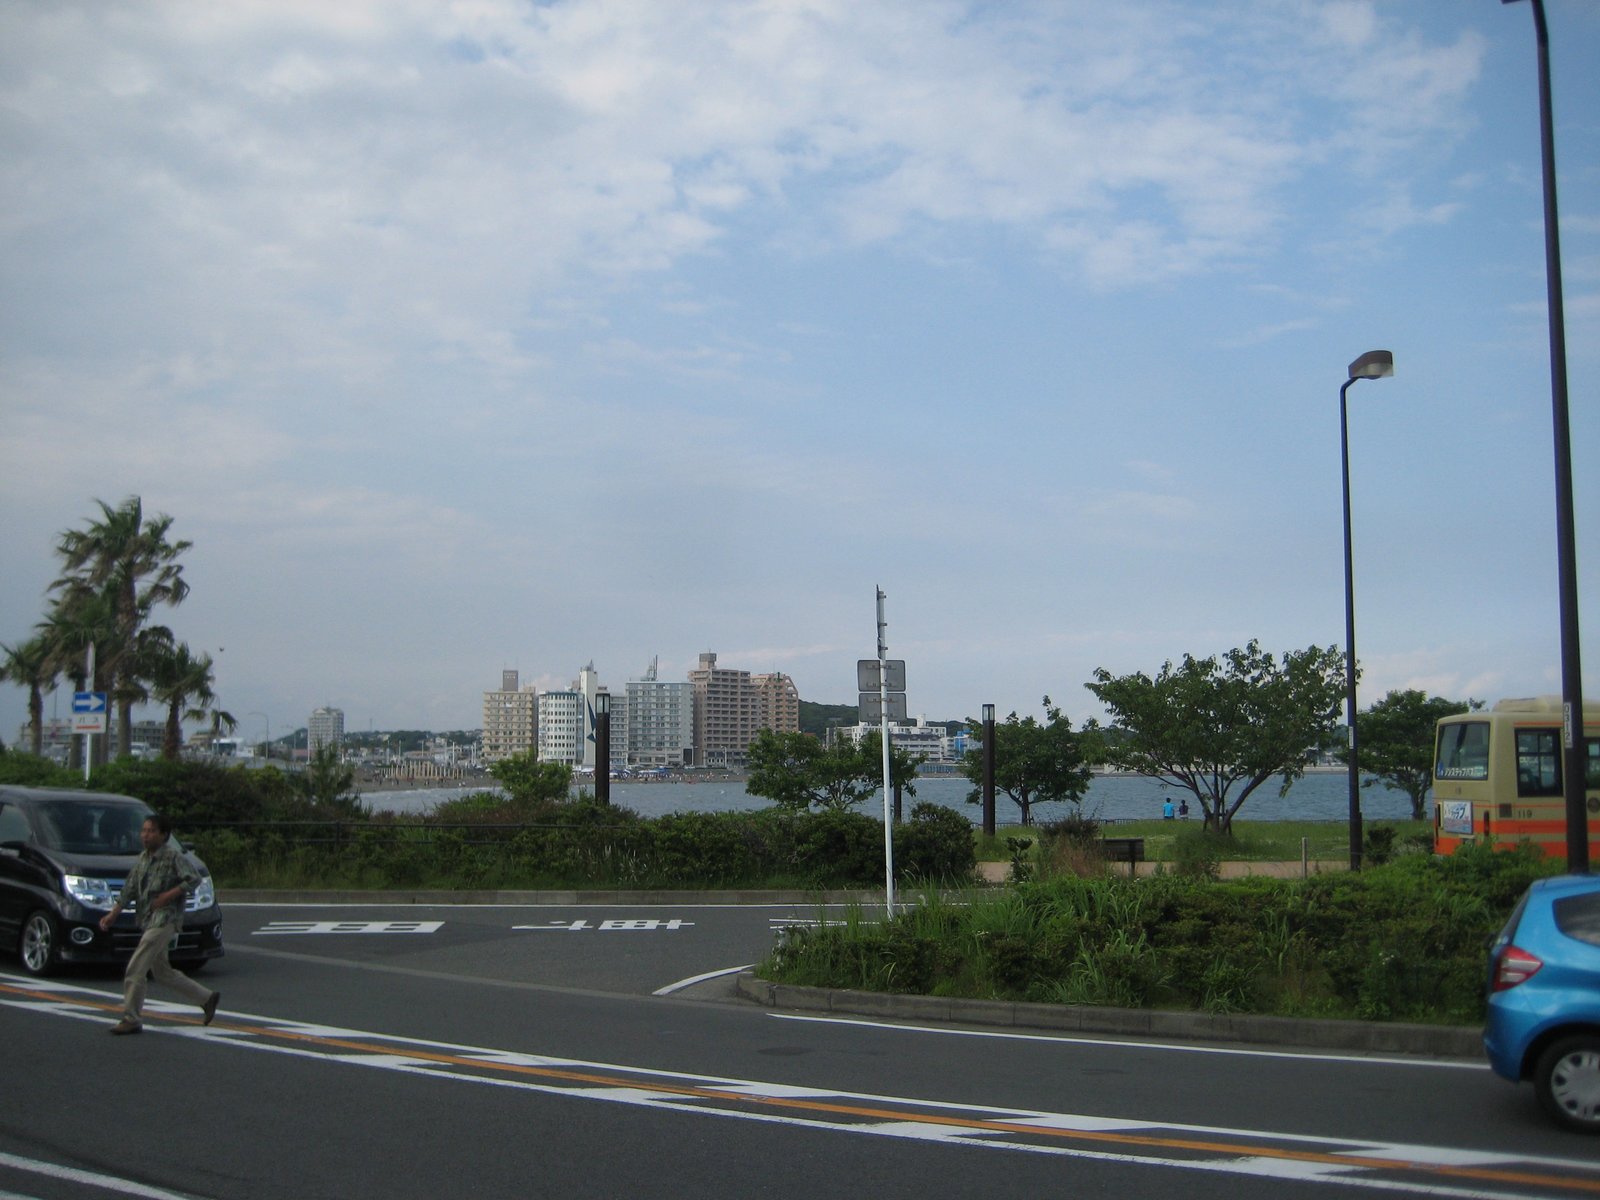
974, 819, 1431, 863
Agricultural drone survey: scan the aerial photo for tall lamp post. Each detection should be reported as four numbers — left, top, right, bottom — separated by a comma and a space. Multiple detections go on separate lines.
1341, 349, 1394, 872
594, 693, 611, 806
1502, 0, 1588, 873
981, 704, 997, 839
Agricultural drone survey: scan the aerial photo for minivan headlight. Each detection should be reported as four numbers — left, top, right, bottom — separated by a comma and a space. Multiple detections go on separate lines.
63, 875, 119, 911
189, 875, 216, 910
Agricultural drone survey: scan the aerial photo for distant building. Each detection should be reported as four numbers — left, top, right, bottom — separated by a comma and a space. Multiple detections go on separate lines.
482, 670, 537, 762
537, 690, 583, 765
687, 652, 802, 768
624, 658, 693, 770
308, 706, 345, 754
837, 717, 957, 764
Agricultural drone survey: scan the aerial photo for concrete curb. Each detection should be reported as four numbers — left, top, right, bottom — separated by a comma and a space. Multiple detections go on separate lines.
733, 973, 1482, 1058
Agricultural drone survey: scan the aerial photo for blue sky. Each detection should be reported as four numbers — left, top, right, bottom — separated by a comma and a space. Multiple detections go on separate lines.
2, 0, 1596, 741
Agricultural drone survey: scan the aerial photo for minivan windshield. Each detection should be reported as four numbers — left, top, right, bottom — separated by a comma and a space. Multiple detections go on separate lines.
31, 799, 153, 856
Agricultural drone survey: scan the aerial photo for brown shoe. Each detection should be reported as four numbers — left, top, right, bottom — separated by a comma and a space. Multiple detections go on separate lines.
109, 1019, 142, 1036
202, 992, 221, 1026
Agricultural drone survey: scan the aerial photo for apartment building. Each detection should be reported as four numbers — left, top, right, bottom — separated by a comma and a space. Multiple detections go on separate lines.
537, 690, 583, 765
482, 670, 537, 762
624, 658, 693, 769
687, 652, 801, 768
308, 706, 345, 754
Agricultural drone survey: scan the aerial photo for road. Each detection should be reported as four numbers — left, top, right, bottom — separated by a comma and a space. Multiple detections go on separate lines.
3, 900, 1596, 1200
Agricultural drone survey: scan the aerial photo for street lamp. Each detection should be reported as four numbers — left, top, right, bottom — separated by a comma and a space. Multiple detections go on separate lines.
1501, 0, 1588, 873
1341, 349, 1394, 872
981, 704, 997, 838
594, 692, 611, 806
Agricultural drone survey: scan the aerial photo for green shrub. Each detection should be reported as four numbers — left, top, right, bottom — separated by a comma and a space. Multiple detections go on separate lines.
894, 803, 977, 883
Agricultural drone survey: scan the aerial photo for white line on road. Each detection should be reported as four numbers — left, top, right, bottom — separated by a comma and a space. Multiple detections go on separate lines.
0, 1152, 211, 1200
767, 1013, 1489, 1070
653, 964, 756, 995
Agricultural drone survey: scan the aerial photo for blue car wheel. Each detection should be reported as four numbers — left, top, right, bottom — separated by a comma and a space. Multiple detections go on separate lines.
1535, 1034, 1600, 1134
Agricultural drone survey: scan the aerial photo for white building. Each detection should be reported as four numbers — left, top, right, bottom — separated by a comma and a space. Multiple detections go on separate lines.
835, 716, 957, 764
624, 658, 693, 770
308, 706, 345, 754
537, 690, 583, 765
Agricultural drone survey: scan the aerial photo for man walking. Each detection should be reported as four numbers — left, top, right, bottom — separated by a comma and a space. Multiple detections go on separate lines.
98, 813, 220, 1035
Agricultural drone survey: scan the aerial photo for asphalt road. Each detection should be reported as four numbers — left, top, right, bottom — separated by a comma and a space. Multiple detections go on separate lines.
3, 901, 1597, 1200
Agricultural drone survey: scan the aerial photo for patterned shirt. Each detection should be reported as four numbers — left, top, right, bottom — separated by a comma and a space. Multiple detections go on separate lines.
116, 841, 199, 931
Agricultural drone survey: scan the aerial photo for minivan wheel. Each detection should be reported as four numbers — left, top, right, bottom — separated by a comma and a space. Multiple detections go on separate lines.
1535, 1035, 1600, 1134
19, 910, 61, 977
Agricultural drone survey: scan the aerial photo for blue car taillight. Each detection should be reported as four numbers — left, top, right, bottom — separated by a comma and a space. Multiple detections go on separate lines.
1493, 945, 1544, 992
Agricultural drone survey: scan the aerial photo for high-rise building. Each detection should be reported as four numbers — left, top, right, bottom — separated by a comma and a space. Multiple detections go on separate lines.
308, 706, 345, 754
625, 657, 693, 770
537, 690, 583, 765
688, 652, 801, 768
482, 670, 537, 762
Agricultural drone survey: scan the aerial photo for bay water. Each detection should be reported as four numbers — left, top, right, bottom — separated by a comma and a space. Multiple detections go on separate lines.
366, 769, 1422, 825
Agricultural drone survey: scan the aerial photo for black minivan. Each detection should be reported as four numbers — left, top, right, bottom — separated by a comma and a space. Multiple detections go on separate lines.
0, 786, 224, 977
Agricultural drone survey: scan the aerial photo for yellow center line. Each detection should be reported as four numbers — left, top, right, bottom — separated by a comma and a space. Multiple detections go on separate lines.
7, 981, 1598, 1194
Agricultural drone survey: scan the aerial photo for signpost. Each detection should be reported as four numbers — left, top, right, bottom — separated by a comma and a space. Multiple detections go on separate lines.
862, 589, 906, 917
72, 689, 106, 783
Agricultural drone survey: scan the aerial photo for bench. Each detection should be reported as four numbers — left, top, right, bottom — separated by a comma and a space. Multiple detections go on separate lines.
1101, 836, 1146, 877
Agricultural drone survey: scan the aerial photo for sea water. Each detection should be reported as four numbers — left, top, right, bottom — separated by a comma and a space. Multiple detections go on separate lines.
367, 770, 1421, 825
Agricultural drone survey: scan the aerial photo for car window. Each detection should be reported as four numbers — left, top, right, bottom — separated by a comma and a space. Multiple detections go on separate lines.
1554, 893, 1600, 949
32, 800, 151, 855
0, 802, 31, 844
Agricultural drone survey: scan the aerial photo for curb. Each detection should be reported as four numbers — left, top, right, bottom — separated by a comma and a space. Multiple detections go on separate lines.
733, 973, 1482, 1058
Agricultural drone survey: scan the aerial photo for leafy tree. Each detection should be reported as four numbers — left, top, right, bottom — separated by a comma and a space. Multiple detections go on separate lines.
958, 697, 1096, 826
857, 729, 924, 811
746, 729, 881, 812
50, 496, 191, 757
35, 588, 119, 769
1342, 689, 1481, 820
0, 636, 58, 756
1086, 640, 1345, 836
489, 751, 573, 806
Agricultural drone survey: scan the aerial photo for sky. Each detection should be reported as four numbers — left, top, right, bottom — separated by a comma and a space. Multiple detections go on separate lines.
2, 0, 1597, 744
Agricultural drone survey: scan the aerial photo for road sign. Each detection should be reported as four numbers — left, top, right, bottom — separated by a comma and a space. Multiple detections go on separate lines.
858, 692, 907, 722
857, 659, 906, 692
72, 691, 107, 735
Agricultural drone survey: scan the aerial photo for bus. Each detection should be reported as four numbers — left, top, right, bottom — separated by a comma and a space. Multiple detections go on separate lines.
1433, 696, 1600, 859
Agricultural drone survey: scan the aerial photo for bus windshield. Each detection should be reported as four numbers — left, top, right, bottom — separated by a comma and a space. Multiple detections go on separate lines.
1436, 721, 1490, 782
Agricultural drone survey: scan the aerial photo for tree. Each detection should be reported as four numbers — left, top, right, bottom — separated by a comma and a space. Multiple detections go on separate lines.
857, 729, 924, 817
1343, 689, 1481, 820
489, 751, 573, 806
35, 588, 118, 770
958, 697, 1096, 826
148, 642, 219, 760
1086, 640, 1346, 835
50, 496, 191, 757
297, 742, 365, 816
746, 729, 881, 812
0, 636, 58, 756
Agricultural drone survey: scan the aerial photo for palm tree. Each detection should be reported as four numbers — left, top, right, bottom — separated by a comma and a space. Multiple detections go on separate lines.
36, 589, 119, 770
51, 496, 191, 757
149, 642, 217, 761
0, 636, 58, 755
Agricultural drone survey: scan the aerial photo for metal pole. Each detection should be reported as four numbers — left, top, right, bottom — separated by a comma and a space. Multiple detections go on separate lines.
877, 587, 895, 916
1340, 377, 1362, 871
1510, 0, 1587, 873
83, 642, 95, 784
981, 704, 996, 839
595, 700, 610, 806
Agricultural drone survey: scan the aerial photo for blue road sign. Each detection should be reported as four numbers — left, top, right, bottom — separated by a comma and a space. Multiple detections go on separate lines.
72, 691, 107, 714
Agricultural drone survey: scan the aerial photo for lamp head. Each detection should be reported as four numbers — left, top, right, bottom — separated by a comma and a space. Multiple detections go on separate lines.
1347, 350, 1394, 381
982, 703, 995, 723
596, 692, 610, 716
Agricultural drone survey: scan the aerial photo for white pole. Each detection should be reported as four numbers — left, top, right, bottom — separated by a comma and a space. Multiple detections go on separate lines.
877, 587, 894, 917
83, 642, 95, 783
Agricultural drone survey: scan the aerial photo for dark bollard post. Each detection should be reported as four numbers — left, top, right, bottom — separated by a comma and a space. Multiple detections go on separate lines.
595, 692, 611, 806
982, 703, 996, 839
893, 781, 903, 824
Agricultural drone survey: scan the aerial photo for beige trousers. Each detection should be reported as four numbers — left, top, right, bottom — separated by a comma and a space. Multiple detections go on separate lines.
122, 924, 213, 1024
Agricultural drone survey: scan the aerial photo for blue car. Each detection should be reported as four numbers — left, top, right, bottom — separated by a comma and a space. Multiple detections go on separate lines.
1484, 874, 1600, 1133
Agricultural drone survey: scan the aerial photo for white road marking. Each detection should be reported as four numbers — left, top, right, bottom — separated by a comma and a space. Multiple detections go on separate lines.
768, 1013, 1489, 1070
0, 1151, 210, 1200
653, 964, 756, 995
252, 920, 444, 935
511, 918, 695, 932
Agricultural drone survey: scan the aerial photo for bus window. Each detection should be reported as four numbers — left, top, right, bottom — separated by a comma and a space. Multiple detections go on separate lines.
1588, 738, 1600, 790
1516, 729, 1563, 797
1436, 721, 1490, 781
